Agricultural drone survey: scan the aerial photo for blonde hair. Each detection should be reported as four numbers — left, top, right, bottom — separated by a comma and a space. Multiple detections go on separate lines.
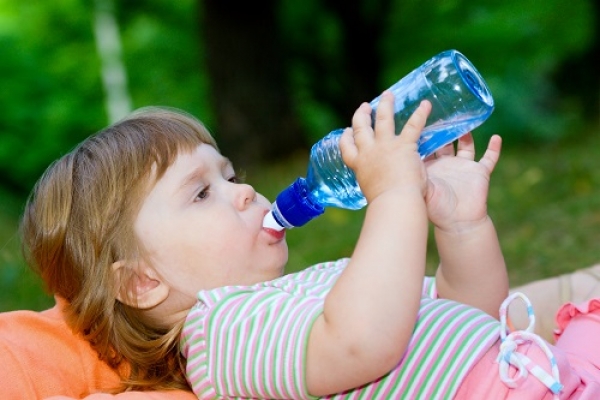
21, 107, 218, 391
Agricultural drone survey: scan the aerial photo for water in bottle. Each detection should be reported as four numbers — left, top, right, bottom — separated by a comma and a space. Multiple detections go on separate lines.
262, 49, 494, 231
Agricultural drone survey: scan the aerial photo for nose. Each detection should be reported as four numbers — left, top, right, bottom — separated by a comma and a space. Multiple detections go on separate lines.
233, 182, 257, 209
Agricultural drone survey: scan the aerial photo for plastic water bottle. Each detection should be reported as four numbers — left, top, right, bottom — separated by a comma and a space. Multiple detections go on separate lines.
263, 49, 494, 231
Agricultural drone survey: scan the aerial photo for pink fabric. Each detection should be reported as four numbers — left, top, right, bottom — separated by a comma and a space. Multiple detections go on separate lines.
554, 299, 600, 370
455, 298, 600, 399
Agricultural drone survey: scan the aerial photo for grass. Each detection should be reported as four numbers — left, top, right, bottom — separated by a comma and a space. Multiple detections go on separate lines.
1, 124, 599, 312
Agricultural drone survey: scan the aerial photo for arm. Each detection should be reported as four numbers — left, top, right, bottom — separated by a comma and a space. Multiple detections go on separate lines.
425, 133, 508, 318
305, 94, 430, 396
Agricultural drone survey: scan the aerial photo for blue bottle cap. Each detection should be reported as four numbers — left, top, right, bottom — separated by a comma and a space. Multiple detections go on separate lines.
271, 177, 325, 229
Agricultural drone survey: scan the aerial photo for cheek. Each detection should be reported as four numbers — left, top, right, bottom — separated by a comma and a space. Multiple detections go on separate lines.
199, 222, 251, 256
137, 221, 199, 270
135, 208, 176, 251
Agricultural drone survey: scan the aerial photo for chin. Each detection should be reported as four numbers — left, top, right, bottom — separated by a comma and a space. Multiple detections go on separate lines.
268, 263, 287, 280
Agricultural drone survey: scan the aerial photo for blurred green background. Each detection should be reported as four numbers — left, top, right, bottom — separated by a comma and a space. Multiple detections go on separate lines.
0, 0, 598, 311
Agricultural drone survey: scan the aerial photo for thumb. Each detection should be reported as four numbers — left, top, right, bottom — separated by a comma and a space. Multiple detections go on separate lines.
478, 134, 502, 174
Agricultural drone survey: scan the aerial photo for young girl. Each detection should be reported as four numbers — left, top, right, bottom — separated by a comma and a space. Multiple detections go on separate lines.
19, 93, 600, 399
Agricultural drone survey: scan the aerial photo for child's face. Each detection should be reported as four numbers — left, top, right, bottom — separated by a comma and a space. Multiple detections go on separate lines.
134, 143, 288, 305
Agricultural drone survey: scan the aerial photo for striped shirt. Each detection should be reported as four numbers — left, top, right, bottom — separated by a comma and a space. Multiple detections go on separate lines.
181, 258, 500, 399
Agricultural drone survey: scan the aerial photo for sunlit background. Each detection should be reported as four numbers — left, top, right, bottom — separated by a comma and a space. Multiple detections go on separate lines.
1, 0, 598, 311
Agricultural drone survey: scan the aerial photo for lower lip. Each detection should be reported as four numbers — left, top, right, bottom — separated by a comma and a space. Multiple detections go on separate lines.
263, 228, 285, 241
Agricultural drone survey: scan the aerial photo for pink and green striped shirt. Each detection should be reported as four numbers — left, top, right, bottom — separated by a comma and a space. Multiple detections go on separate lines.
180, 258, 500, 399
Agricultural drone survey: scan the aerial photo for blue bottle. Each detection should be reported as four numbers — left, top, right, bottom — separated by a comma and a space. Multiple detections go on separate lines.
263, 49, 494, 230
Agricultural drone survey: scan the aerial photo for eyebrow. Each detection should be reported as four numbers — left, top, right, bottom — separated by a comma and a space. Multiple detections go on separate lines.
178, 157, 234, 192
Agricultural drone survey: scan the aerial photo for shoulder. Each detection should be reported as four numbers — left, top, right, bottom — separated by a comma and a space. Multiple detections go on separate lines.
277, 257, 350, 287
182, 287, 323, 400
182, 258, 351, 358
182, 278, 329, 354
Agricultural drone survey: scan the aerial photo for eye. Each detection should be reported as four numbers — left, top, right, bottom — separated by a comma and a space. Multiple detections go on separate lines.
229, 170, 246, 183
195, 186, 210, 201
228, 175, 241, 184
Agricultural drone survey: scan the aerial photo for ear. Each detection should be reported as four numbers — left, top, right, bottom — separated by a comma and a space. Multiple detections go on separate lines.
112, 260, 169, 309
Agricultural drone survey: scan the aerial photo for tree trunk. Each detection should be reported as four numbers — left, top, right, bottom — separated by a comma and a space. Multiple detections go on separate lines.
314, 0, 392, 118
93, 0, 132, 124
200, 0, 305, 166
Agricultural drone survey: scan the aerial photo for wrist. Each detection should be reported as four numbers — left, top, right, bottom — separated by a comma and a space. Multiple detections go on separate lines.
434, 215, 492, 236
366, 184, 426, 205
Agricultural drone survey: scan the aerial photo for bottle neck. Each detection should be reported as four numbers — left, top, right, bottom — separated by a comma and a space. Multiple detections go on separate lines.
271, 177, 325, 229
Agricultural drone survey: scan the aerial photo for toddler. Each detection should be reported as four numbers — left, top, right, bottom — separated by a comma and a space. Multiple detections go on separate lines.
21, 93, 600, 398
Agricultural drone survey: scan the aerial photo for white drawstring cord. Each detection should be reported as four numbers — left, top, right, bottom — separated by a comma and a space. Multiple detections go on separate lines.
497, 292, 563, 399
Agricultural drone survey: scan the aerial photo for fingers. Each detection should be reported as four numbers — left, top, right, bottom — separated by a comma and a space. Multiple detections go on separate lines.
433, 133, 475, 160
373, 90, 395, 139
478, 134, 502, 173
399, 100, 431, 144
430, 133, 502, 174
435, 142, 455, 158
350, 93, 430, 149
351, 102, 374, 147
339, 127, 357, 163
455, 132, 475, 160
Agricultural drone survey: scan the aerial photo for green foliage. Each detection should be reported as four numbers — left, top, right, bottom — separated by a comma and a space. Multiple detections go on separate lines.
119, 0, 212, 124
381, 0, 596, 145
279, 0, 596, 145
0, 0, 105, 193
0, 0, 596, 195
279, 0, 347, 143
0, 0, 209, 195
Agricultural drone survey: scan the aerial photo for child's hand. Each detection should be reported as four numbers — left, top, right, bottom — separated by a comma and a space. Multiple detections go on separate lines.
425, 133, 502, 233
339, 92, 431, 203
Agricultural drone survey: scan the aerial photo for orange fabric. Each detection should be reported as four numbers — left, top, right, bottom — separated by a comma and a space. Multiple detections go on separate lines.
0, 297, 196, 400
